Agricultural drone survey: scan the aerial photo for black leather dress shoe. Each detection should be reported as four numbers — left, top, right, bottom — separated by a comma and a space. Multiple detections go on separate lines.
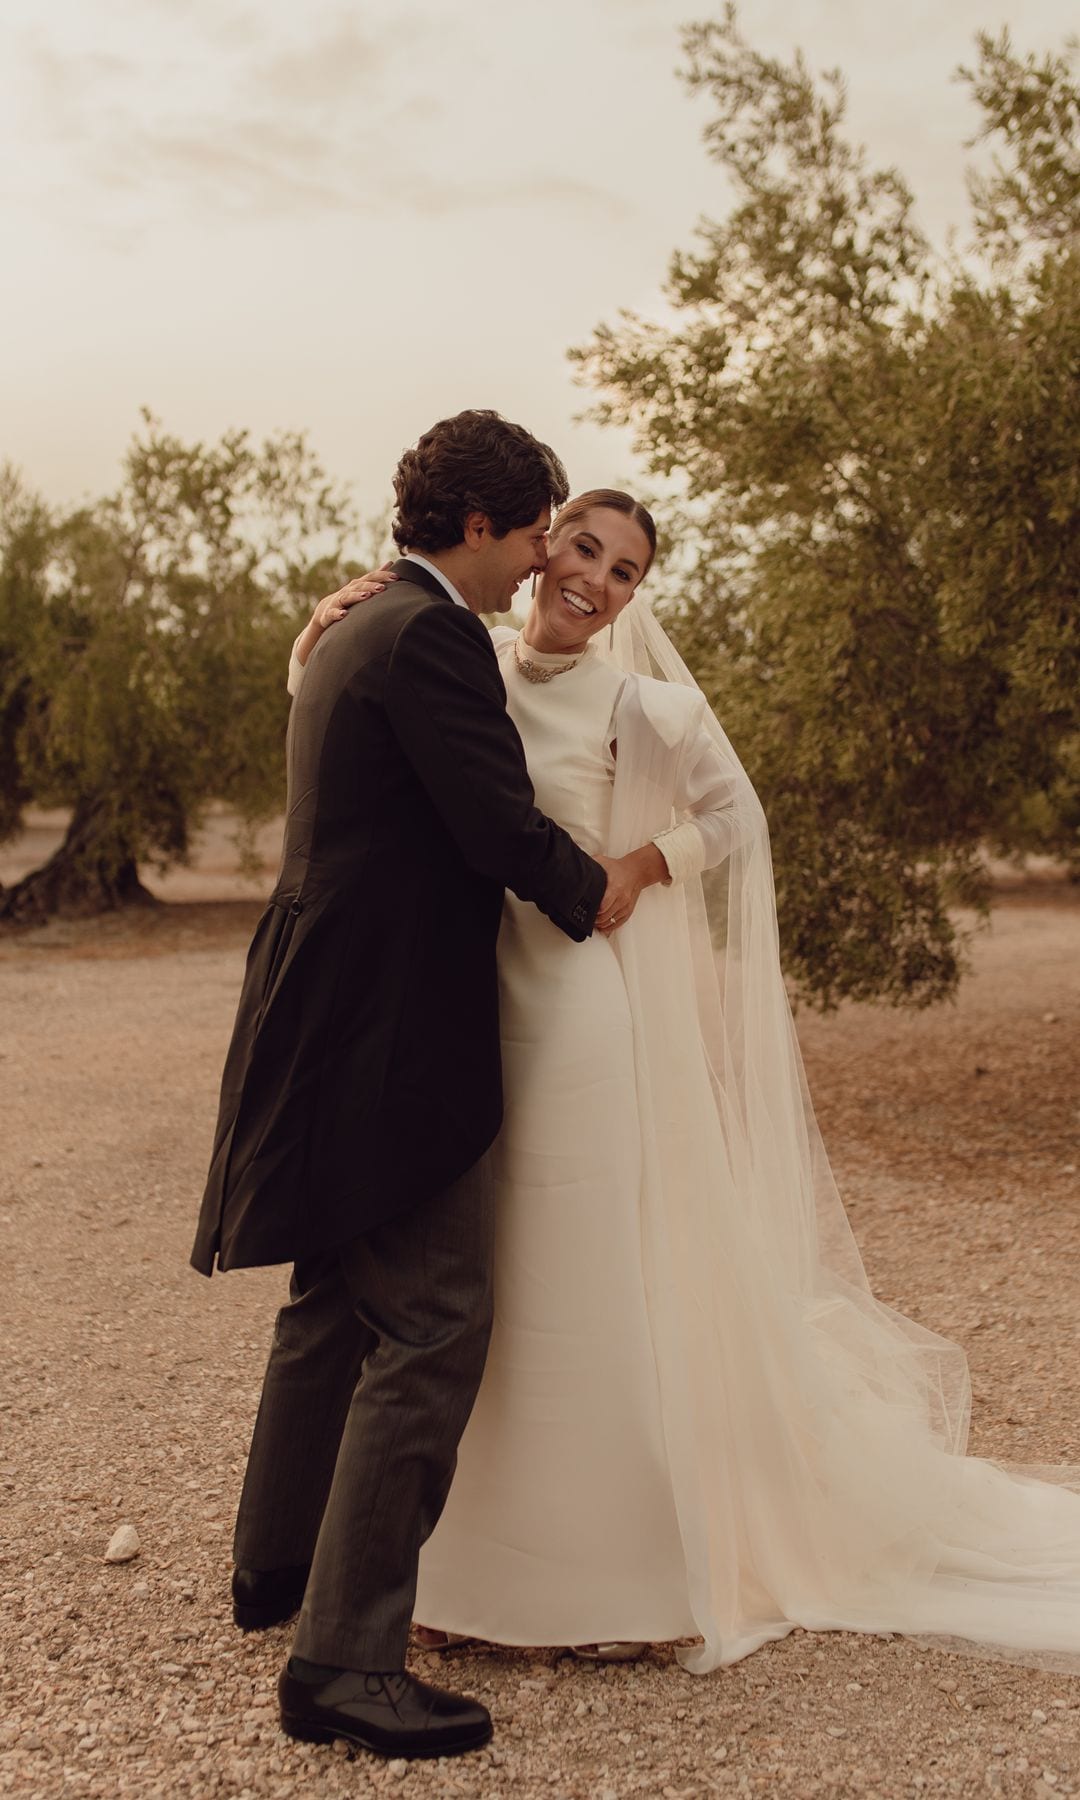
231, 1564, 310, 1632
278, 1659, 493, 1760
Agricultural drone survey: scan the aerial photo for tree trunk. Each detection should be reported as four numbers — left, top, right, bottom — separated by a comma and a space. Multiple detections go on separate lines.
0, 796, 156, 926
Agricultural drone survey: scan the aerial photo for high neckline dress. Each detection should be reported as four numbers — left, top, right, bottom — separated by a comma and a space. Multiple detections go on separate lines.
413, 634, 696, 1645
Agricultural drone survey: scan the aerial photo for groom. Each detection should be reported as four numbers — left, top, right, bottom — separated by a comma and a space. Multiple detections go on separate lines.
191, 411, 610, 1761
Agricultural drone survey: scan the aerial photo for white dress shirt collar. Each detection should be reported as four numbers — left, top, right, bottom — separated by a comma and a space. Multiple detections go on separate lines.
401, 552, 469, 611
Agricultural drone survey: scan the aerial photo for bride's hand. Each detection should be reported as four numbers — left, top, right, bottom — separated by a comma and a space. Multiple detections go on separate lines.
593, 845, 668, 934
314, 564, 397, 628
295, 565, 397, 666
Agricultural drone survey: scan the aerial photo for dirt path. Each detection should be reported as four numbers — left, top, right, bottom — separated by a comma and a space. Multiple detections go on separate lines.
1, 837, 1078, 1798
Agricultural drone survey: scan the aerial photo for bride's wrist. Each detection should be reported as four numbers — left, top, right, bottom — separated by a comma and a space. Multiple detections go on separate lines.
296, 615, 324, 667
629, 843, 669, 889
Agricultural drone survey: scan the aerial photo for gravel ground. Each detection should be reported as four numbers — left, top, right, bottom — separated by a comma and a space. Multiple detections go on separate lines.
1, 822, 1078, 1799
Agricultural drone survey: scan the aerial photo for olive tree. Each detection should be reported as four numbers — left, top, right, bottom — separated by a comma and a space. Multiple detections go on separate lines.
0, 417, 356, 924
575, 13, 1080, 1006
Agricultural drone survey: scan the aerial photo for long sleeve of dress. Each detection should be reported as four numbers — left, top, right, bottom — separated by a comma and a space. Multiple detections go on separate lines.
653, 820, 706, 884
287, 633, 306, 697
649, 697, 750, 880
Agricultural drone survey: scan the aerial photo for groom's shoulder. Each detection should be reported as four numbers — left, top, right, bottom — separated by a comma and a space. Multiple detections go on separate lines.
385, 583, 496, 665
313, 582, 492, 690
326, 578, 443, 659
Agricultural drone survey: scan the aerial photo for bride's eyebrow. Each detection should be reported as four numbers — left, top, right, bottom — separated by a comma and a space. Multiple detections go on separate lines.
577, 529, 641, 574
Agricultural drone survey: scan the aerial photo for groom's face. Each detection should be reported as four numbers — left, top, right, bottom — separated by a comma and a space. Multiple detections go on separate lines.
480, 508, 551, 614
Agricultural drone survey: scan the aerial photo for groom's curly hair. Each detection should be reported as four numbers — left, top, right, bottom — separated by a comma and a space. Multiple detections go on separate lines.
392, 410, 569, 552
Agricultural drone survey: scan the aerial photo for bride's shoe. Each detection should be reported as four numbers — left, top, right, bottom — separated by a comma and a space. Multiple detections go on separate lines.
414, 1625, 476, 1650
414, 1625, 645, 1660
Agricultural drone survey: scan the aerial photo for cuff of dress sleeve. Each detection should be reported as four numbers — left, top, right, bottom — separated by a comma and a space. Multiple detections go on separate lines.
652, 820, 707, 885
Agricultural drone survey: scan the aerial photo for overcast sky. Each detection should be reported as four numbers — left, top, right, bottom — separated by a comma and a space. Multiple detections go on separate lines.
2, 0, 1075, 521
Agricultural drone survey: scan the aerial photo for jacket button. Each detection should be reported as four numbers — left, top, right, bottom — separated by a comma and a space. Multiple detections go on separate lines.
289, 900, 304, 917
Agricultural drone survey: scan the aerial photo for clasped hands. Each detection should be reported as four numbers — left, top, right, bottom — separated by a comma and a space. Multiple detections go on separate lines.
594, 846, 668, 935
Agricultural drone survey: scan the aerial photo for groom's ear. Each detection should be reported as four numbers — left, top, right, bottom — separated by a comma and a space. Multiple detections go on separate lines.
462, 511, 491, 550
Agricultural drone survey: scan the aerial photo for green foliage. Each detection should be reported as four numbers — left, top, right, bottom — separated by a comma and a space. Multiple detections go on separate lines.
963, 28, 1080, 261
574, 7, 1080, 1007
0, 469, 52, 843
0, 416, 357, 916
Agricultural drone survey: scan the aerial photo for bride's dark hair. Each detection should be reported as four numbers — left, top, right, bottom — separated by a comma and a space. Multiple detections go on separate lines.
551, 489, 657, 576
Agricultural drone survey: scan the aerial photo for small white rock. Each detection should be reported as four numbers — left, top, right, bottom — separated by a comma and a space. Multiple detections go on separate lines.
104, 1523, 140, 1564
388, 1758, 408, 1778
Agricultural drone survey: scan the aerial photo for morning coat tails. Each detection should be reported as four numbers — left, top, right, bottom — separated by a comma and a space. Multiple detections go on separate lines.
190, 560, 606, 1275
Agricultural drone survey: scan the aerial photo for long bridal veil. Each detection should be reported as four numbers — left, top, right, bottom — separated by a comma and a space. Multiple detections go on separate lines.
602, 598, 1080, 1674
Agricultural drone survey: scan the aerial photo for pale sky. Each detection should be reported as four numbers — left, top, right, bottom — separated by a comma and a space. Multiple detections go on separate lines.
2, 0, 1075, 522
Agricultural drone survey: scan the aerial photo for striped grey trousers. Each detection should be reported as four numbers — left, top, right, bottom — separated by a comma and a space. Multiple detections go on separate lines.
233, 1154, 495, 1670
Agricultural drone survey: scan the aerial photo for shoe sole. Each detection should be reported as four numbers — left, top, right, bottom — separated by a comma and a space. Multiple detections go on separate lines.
280, 1713, 493, 1761
233, 1600, 301, 1632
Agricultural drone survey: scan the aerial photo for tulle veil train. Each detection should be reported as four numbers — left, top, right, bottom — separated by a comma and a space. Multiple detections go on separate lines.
601, 598, 1080, 1674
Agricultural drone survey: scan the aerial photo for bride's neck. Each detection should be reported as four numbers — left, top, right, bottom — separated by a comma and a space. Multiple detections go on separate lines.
521, 604, 590, 657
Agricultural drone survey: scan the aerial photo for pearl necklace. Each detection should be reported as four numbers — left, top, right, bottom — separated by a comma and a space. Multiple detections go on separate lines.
513, 636, 587, 684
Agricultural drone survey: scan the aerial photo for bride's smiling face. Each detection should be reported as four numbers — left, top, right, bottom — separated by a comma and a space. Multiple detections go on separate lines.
529, 508, 651, 653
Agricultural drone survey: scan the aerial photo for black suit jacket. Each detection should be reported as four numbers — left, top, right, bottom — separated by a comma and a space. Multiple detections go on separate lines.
191, 560, 605, 1274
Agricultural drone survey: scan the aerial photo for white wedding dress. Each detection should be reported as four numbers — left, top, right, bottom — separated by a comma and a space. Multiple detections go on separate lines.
413, 626, 1080, 1669
415, 635, 697, 1645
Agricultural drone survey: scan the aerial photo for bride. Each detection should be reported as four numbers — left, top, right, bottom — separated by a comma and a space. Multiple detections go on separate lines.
291, 489, 1080, 1672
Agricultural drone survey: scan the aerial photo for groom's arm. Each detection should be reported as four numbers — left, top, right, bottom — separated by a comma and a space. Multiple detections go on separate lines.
382, 603, 606, 941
